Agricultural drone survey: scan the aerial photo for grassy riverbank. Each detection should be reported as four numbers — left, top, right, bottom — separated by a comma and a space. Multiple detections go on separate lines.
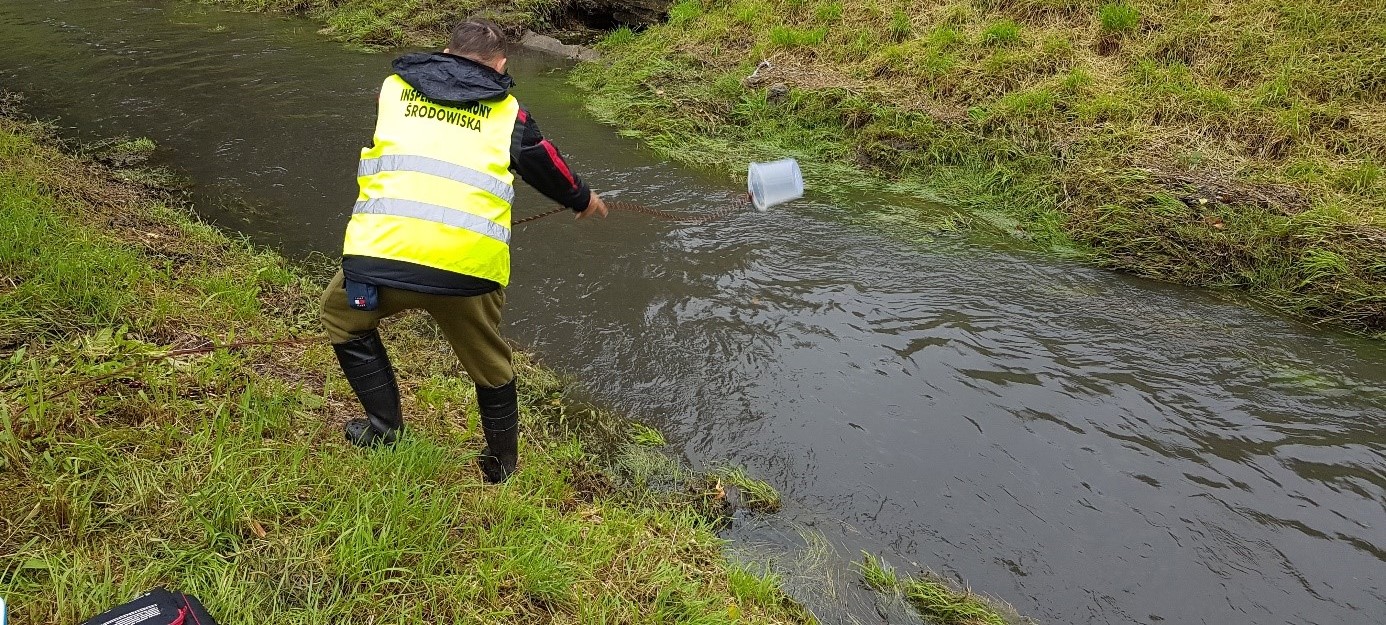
0, 113, 814, 622
580, 0, 1386, 335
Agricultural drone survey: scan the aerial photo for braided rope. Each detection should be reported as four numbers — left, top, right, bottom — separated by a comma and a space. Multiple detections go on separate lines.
513, 195, 755, 226
512, 206, 568, 224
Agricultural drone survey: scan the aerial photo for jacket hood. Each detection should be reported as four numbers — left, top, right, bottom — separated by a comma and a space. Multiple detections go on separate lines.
391, 52, 514, 104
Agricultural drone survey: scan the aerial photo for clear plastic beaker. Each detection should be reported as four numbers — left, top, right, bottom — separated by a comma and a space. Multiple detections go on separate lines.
747, 158, 804, 211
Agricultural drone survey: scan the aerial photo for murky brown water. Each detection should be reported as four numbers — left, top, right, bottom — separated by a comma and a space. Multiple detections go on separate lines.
3, 2, 1383, 623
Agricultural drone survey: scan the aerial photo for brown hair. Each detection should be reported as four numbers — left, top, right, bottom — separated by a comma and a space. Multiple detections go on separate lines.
448, 19, 507, 62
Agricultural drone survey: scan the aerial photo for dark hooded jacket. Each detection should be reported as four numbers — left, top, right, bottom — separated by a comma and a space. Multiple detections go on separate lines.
343, 52, 592, 296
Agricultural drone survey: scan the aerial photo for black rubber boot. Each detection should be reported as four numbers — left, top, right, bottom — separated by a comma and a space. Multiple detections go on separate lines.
332, 330, 402, 448
475, 378, 519, 483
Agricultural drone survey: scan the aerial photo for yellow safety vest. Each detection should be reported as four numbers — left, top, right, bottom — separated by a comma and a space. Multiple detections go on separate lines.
343, 74, 520, 286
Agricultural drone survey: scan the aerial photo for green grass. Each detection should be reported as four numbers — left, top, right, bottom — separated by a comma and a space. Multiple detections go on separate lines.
770, 25, 829, 48
858, 554, 1017, 625
980, 19, 1022, 47
669, 0, 704, 25
1098, 2, 1139, 34
889, 10, 913, 42
711, 467, 783, 513
814, 2, 844, 23
0, 116, 812, 624
629, 422, 668, 447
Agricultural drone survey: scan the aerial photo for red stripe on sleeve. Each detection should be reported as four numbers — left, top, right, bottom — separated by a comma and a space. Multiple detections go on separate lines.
517, 108, 529, 123
540, 139, 577, 188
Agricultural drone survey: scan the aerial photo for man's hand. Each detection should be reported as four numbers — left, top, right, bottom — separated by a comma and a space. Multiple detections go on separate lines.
576, 191, 608, 220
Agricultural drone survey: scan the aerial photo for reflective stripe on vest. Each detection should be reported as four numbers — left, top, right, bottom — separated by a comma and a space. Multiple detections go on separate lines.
357, 154, 515, 205
353, 198, 510, 244
343, 74, 519, 286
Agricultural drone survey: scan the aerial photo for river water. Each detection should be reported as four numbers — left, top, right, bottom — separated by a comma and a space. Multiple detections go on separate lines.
3, 2, 1383, 623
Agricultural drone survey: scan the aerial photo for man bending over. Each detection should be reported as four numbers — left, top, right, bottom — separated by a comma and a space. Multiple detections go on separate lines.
319, 20, 607, 483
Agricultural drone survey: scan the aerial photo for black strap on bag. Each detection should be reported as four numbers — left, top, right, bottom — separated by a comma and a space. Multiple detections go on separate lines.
79, 587, 219, 625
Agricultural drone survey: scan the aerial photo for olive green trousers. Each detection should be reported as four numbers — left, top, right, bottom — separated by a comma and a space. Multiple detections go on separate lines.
319, 270, 514, 388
